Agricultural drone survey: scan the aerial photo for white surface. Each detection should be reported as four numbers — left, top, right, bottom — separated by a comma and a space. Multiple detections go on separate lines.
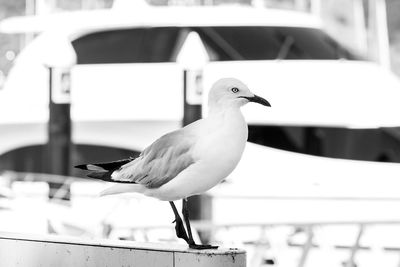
41, 33, 76, 68
208, 142, 400, 224
203, 60, 400, 128
211, 142, 400, 199
71, 63, 183, 121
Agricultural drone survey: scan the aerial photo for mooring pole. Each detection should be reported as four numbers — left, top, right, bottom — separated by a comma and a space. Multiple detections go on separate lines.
182, 70, 202, 126
182, 69, 213, 242
43, 37, 76, 199
177, 31, 211, 241
47, 67, 72, 198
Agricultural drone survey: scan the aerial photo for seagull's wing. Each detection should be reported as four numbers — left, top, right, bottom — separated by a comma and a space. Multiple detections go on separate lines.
112, 129, 196, 188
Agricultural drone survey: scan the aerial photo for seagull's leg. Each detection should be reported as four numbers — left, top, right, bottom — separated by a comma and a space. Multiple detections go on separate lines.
181, 198, 195, 244
169, 201, 189, 243
182, 198, 218, 250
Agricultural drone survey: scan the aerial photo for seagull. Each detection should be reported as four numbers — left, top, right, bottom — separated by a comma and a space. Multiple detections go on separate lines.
75, 78, 271, 249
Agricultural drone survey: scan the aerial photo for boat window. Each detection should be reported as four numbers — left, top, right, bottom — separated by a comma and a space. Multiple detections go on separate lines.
195, 26, 358, 61
72, 28, 181, 64
72, 26, 358, 64
248, 125, 400, 163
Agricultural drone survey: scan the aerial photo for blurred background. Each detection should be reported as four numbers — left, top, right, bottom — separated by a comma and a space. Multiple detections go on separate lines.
1, 0, 400, 266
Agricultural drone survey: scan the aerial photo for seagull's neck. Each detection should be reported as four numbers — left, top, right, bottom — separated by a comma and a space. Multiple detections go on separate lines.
204, 103, 248, 156
208, 102, 242, 117
206, 105, 246, 132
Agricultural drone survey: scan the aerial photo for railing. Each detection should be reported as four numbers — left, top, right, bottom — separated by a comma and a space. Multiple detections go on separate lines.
0, 232, 246, 267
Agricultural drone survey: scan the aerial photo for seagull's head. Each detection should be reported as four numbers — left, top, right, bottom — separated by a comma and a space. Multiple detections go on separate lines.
208, 78, 271, 109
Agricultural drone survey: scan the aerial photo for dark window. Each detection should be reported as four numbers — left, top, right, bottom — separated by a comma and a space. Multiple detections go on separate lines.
72, 26, 359, 64
72, 28, 181, 64
195, 26, 359, 61
248, 125, 400, 163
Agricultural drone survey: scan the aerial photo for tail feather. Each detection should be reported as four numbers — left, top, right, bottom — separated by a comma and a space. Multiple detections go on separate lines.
74, 158, 135, 183
100, 184, 145, 196
75, 158, 133, 171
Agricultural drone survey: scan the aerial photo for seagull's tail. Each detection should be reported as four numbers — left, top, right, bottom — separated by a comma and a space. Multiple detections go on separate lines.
74, 158, 134, 182
100, 184, 145, 197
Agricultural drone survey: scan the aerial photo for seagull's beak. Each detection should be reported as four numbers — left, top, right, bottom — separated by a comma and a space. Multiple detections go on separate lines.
240, 94, 271, 107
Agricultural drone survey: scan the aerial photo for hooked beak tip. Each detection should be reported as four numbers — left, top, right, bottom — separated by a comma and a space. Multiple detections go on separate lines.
241, 94, 271, 107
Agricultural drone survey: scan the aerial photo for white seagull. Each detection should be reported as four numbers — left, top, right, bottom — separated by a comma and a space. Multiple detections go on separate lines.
75, 78, 271, 249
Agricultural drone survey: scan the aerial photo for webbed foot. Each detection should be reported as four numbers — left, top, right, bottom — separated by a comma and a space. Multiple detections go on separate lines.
189, 243, 219, 250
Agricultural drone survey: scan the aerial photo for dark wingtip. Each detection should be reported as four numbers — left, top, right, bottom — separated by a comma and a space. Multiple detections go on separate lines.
74, 164, 88, 170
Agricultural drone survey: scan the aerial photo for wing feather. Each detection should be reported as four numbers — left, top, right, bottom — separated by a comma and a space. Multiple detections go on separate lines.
112, 130, 196, 188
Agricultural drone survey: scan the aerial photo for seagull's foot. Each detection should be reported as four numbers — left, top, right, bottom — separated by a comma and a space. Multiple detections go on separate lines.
189, 243, 219, 250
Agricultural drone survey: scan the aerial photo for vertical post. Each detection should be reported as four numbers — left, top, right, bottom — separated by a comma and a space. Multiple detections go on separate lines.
353, 0, 368, 55
294, 0, 308, 12
368, 0, 391, 68
182, 70, 212, 242
42, 35, 76, 199
177, 30, 210, 241
47, 67, 72, 198
375, 0, 390, 68
344, 224, 364, 267
297, 226, 314, 267
182, 70, 202, 126
24, 0, 35, 47
310, 0, 321, 17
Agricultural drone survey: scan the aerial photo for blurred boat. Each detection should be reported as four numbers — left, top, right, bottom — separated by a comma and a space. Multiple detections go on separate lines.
1, 4, 400, 266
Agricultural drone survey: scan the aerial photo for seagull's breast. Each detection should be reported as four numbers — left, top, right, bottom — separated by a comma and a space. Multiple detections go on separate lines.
196, 120, 246, 163
188, 109, 248, 190
196, 108, 248, 156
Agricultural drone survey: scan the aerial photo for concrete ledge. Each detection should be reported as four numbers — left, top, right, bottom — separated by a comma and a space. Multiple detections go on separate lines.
0, 232, 246, 267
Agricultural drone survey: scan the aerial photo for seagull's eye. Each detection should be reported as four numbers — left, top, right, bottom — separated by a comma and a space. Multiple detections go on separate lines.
231, 87, 239, 93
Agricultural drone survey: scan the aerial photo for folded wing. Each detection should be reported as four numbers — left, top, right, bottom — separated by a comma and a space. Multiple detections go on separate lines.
112, 130, 196, 188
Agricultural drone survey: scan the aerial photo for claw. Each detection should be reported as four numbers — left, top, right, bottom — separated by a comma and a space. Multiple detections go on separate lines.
189, 244, 219, 250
